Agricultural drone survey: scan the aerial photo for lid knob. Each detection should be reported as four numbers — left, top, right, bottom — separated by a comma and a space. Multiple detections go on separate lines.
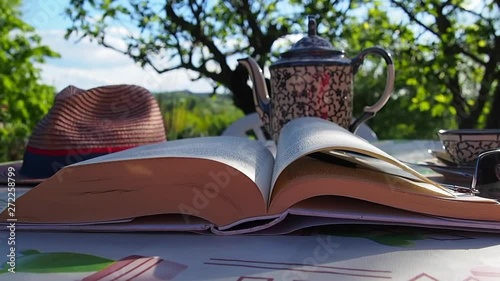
277, 15, 344, 60
308, 15, 317, 37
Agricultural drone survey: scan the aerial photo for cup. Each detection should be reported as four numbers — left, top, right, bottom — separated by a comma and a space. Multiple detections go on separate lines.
437, 129, 500, 165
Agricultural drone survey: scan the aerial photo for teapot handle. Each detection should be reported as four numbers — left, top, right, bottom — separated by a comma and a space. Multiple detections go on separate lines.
349, 47, 395, 133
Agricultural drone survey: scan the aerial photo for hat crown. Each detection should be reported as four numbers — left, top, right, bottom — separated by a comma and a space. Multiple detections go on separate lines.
29, 84, 166, 150
16, 84, 167, 179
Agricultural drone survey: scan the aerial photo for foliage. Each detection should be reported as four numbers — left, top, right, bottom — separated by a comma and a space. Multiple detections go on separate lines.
64, 0, 500, 137
157, 92, 244, 140
2, 0, 498, 162
0, 0, 60, 162
308, 0, 459, 139
387, 0, 500, 129
297, 0, 498, 137
64, 0, 296, 114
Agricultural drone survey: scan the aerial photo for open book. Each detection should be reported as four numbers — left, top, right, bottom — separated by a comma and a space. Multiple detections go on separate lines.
2, 117, 500, 234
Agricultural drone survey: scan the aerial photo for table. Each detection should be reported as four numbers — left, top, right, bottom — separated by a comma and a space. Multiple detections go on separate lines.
1, 140, 499, 281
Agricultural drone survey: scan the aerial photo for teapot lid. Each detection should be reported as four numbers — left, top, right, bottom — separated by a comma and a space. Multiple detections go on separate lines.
279, 16, 345, 60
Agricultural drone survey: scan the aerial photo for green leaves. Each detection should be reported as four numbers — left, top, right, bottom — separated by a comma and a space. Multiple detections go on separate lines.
57, 0, 499, 141
160, 92, 244, 140
0, 0, 59, 162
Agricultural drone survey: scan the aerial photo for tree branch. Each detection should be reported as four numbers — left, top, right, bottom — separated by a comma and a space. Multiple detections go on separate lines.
238, 0, 264, 58
164, 3, 230, 84
459, 33, 499, 128
435, 2, 452, 37
242, 0, 263, 40
390, 0, 440, 39
454, 4, 485, 19
460, 48, 487, 66
393, 0, 487, 66
444, 76, 469, 120
188, 0, 203, 23
486, 75, 500, 128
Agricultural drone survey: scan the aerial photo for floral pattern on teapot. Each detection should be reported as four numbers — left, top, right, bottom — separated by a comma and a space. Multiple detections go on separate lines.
269, 65, 354, 140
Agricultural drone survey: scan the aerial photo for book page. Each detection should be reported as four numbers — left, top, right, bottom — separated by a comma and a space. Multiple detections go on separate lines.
325, 151, 425, 181
268, 157, 500, 222
272, 117, 454, 197
73, 136, 275, 204
272, 157, 455, 203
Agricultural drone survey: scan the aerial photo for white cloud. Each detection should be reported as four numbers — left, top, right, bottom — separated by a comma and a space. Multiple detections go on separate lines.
38, 63, 213, 94
36, 29, 214, 93
461, 0, 483, 10
39, 29, 136, 68
100, 26, 136, 52
272, 34, 303, 50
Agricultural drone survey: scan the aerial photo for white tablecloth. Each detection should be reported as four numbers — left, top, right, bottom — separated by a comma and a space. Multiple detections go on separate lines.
1, 140, 499, 281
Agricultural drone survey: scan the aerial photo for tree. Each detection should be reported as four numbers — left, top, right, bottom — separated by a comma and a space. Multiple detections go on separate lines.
64, 0, 499, 138
0, 0, 60, 161
298, 0, 458, 139
65, 0, 298, 114
388, 0, 500, 129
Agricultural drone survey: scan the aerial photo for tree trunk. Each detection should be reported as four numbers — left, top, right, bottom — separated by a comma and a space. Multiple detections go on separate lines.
229, 64, 257, 115
486, 82, 500, 128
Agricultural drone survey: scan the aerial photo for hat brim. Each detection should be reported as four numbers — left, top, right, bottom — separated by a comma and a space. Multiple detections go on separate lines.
0, 161, 45, 186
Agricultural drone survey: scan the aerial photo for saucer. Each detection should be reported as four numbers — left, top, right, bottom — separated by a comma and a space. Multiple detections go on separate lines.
428, 149, 456, 166
416, 149, 475, 183
427, 149, 475, 168
417, 160, 473, 184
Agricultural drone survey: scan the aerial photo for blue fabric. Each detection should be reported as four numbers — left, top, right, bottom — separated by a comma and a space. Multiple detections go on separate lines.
20, 151, 108, 179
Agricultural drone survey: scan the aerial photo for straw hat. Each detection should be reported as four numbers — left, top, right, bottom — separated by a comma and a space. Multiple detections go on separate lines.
0, 84, 166, 185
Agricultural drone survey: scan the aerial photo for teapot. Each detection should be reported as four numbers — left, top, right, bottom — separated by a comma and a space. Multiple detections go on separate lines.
238, 16, 395, 141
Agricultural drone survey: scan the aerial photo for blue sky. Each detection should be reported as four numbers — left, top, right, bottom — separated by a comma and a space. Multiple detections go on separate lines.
22, 0, 214, 93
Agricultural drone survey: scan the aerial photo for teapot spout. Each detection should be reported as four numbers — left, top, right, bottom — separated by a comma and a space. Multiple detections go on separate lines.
237, 57, 271, 129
